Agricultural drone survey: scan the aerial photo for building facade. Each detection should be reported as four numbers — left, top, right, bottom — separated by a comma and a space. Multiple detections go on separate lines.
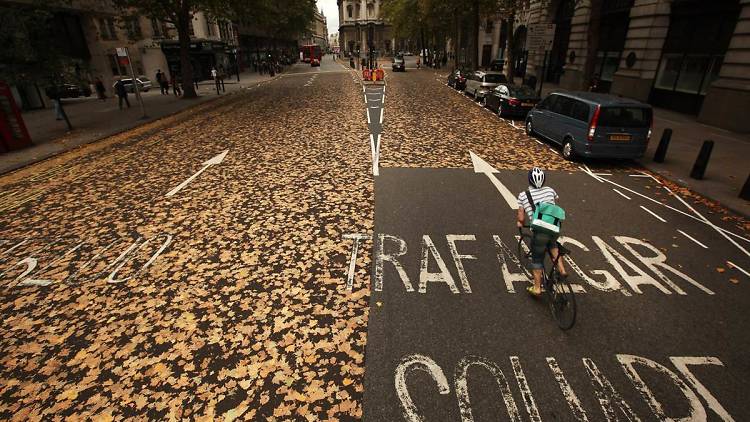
491, 0, 750, 132
337, 0, 394, 56
329, 33, 340, 53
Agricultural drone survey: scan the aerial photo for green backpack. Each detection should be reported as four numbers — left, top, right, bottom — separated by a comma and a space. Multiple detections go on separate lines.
525, 190, 566, 235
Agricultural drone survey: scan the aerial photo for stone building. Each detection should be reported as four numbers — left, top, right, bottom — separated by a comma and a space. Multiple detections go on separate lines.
493, 0, 750, 132
337, 0, 394, 56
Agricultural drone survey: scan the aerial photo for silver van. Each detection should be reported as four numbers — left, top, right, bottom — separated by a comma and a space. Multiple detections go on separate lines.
463, 71, 507, 100
525, 92, 653, 160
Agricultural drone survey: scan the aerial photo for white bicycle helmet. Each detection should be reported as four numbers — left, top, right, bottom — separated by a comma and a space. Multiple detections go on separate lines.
528, 167, 545, 188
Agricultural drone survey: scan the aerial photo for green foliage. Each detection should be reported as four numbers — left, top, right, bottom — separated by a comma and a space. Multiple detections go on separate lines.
0, 1, 79, 86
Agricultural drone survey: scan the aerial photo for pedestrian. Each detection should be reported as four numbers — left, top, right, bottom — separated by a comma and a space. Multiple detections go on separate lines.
416, 56, 421, 69
156, 69, 166, 95
114, 78, 130, 110
50, 88, 65, 120
94, 77, 106, 100
442, 54, 447, 68
211, 67, 220, 95
171, 73, 181, 97
219, 65, 226, 92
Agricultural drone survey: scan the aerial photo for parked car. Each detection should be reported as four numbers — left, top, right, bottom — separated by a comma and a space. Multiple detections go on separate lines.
113, 77, 152, 93
44, 84, 92, 99
447, 67, 471, 90
392, 56, 406, 72
463, 71, 507, 100
525, 91, 653, 161
483, 84, 540, 117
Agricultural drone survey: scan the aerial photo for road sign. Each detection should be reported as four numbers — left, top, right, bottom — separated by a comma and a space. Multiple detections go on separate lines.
527, 23, 556, 53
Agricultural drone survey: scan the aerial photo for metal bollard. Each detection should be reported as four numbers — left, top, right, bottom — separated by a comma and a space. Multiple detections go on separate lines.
740, 173, 750, 201
653, 128, 672, 163
690, 140, 714, 180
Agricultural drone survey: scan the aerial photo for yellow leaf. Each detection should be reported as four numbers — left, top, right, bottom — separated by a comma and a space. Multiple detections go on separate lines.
342, 378, 353, 386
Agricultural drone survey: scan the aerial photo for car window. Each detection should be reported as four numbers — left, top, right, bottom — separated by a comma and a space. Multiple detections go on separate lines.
483, 74, 507, 83
550, 96, 571, 115
599, 107, 652, 127
507, 85, 536, 98
538, 95, 557, 110
570, 100, 590, 122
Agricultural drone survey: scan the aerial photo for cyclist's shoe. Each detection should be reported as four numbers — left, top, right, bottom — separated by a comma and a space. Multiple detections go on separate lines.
526, 286, 543, 297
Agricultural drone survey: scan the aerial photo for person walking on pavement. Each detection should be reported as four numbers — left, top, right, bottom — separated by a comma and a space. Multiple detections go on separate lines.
219, 65, 226, 92
156, 69, 166, 95
94, 77, 106, 100
114, 78, 130, 110
170, 73, 181, 97
211, 67, 220, 95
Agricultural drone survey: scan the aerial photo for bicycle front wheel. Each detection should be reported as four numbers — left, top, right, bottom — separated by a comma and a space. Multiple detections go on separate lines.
548, 272, 577, 330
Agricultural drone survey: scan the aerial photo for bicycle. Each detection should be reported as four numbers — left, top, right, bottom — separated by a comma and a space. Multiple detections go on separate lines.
517, 226, 577, 330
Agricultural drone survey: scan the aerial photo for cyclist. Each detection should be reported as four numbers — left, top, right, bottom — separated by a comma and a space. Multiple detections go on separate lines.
516, 167, 568, 296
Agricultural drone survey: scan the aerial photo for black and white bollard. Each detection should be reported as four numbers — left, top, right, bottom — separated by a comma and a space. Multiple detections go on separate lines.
740, 173, 750, 201
653, 128, 672, 163
690, 140, 714, 180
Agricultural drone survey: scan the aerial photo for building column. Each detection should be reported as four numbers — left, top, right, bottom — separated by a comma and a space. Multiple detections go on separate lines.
559, 1, 592, 90
698, 0, 750, 132
609, 0, 671, 101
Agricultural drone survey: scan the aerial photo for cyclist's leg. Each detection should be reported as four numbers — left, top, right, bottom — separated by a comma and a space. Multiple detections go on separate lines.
548, 238, 568, 277
529, 231, 548, 294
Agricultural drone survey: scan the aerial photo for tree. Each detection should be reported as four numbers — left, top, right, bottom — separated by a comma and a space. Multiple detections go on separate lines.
0, 0, 78, 130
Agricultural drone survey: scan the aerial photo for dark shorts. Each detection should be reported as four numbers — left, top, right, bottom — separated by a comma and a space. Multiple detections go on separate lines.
531, 231, 558, 270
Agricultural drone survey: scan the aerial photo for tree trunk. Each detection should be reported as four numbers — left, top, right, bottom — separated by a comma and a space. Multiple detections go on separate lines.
504, 16, 515, 84
471, 0, 480, 69
178, 0, 197, 98
582, 0, 603, 90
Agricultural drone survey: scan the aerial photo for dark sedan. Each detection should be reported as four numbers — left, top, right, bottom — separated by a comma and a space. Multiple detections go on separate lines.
447, 68, 471, 90
483, 84, 540, 117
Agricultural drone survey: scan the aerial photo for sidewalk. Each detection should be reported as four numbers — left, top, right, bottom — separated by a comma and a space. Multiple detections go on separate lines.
540, 83, 750, 217
0, 69, 280, 175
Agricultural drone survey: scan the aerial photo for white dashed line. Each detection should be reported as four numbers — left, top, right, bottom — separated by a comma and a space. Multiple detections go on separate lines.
612, 189, 632, 200
727, 261, 750, 278
629, 174, 651, 178
640, 205, 667, 222
677, 230, 708, 249
379, 108, 384, 124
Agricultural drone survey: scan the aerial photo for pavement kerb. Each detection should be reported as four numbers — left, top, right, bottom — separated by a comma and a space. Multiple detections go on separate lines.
0, 73, 284, 178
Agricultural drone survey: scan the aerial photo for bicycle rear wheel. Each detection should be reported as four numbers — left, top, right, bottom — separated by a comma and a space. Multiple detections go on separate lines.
547, 271, 577, 330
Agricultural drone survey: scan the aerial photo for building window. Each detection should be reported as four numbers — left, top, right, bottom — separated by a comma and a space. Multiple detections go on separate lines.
99, 18, 116, 40
125, 17, 142, 40
151, 18, 162, 37
347, 5, 352, 18
485, 19, 494, 34
107, 18, 117, 40
206, 19, 215, 37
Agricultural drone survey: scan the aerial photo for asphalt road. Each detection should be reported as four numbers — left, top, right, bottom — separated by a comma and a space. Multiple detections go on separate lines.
0, 56, 748, 420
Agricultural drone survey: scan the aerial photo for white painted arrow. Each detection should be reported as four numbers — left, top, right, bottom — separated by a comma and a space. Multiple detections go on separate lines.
165, 150, 228, 197
470, 150, 518, 209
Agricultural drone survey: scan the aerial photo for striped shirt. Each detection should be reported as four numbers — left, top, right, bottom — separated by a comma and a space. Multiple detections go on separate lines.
517, 186, 558, 219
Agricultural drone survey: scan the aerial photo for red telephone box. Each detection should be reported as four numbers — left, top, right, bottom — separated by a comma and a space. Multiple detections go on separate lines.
0, 81, 32, 153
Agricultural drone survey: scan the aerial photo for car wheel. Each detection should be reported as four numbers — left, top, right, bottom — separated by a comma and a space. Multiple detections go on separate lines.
481, 96, 487, 107
473, 90, 478, 99
562, 138, 576, 161
525, 118, 534, 135
497, 103, 504, 117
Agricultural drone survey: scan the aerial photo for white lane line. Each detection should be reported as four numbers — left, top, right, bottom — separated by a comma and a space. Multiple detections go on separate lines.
509, 120, 517, 128
166, 150, 228, 197
664, 185, 750, 258
379, 108, 384, 124
581, 166, 750, 244
369, 106, 378, 109
727, 261, 750, 278
640, 205, 667, 222
629, 174, 651, 178
612, 189, 632, 200
534, 139, 543, 145
470, 151, 518, 209
381, 95, 385, 106
638, 170, 662, 183
363, 93, 367, 104
367, 109, 371, 124
678, 230, 708, 249
594, 173, 613, 176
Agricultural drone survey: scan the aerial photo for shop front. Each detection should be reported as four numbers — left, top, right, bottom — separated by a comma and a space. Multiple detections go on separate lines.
161, 40, 230, 82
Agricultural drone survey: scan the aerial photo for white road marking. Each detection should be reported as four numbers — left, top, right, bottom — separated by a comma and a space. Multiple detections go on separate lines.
727, 261, 749, 278
367, 109, 371, 124
343, 233, 371, 290
379, 108, 384, 124
165, 150, 228, 197
670, 357, 736, 422
612, 189, 632, 200
369, 106, 378, 109
594, 173, 613, 176
581, 166, 750, 245
511, 356, 542, 422
470, 151, 518, 209
665, 186, 750, 258
395, 354, 450, 422
678, 230, 708, 249
629, 174, 651, 178
640, 206, 666, 222
547, 358, 589, 421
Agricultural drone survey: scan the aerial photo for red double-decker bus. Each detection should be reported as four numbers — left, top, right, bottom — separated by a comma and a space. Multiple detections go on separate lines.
301, 44, 322, 66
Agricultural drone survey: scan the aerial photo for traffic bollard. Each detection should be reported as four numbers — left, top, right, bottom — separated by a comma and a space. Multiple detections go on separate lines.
690, 140, 714, 180
740, 173, 750, 201
653, 128, 672, 163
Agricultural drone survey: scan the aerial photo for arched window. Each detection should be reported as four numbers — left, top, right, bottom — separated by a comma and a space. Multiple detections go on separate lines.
347, 5, 353, 18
